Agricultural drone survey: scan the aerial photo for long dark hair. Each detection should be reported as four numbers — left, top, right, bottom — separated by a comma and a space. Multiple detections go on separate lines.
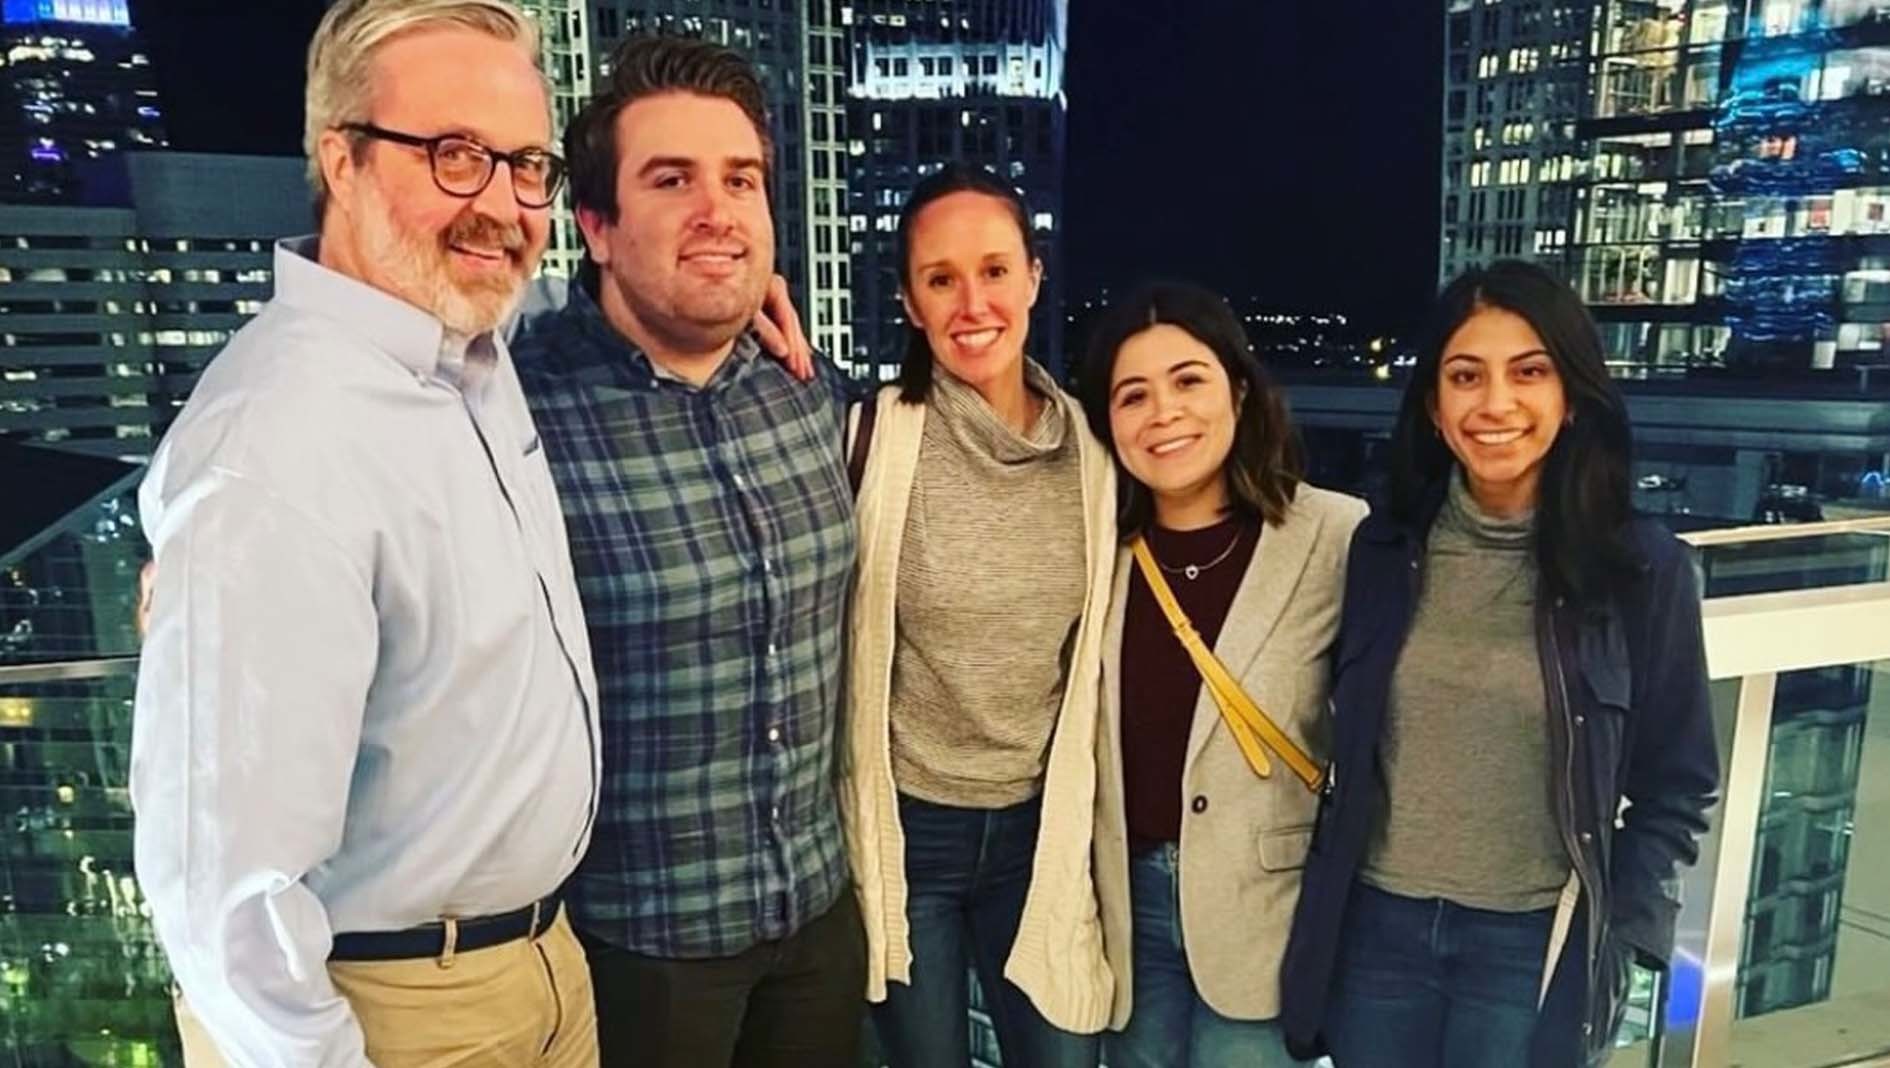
1390, 259, 1639, 607
1079, 281, 1303, 537
895, 163, 1038, 403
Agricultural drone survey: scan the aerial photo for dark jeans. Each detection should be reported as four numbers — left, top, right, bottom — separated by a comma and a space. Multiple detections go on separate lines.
1326, 882, 1555, 1068
1107, 844, 1302, 1068
871, 793, 1100, 1068
579, 891, 866, 1068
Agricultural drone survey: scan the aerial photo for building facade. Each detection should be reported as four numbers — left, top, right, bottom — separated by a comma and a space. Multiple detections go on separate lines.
0, 152, 307, 459
842, 0, 1069, 380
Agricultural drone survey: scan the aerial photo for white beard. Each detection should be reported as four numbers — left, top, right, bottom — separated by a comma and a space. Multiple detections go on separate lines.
355, 185, 526, 335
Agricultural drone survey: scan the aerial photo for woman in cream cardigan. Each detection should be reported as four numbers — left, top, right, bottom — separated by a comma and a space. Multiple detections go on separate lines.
1078, 283, 1365, 1068
842, 163, 1116, 1067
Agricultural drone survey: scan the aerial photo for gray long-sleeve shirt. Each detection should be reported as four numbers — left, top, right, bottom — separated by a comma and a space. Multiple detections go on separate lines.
1361, 472, 1572, 912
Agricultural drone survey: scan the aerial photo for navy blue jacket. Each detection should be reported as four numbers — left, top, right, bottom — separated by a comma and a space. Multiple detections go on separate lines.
1279, 493, 1720, 1067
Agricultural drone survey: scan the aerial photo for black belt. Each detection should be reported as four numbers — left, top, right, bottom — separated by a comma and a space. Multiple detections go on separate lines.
330, 893, 563, 962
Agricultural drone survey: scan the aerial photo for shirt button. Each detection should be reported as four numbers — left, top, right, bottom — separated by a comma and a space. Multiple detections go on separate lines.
1580, 831, 1594, 844
733, 473, 748, 490
770, 806, 781, 822
1191, 795, 1208, 814
767, 642, 778, 657
768, 727, 781, 743
1575, 714, 1586, 727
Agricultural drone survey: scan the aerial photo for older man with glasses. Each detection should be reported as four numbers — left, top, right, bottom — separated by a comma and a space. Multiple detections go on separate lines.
132, 2, 602, 1065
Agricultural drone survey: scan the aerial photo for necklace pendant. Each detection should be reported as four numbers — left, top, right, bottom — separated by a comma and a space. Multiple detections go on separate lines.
1184, 564, 1201, 581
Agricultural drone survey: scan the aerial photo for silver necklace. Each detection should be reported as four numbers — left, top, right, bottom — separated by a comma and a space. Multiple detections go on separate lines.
1153, 527, 1244, 581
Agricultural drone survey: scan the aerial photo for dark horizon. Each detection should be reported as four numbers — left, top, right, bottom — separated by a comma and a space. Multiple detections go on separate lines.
129, 1, 1443, 337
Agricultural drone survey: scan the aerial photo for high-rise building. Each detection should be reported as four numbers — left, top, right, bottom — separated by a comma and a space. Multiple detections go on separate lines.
805, 0, 854, 367
587, 1, 819, 335
517, 0, 594, 279
0, 151, 307, 459
842, 0, 1069, 381
0, 0, 167, 204
1439, 0, 1591, 283
1567, 0, 1730, 375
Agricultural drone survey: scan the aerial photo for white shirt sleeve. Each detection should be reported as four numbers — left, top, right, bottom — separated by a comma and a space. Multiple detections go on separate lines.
132, 464, 379, 1068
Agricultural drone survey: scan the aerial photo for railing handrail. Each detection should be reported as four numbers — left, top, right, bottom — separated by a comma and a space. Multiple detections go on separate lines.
1701, 580, 1890, 679
1681, 515, 1890, 548
0, 655, 141, 684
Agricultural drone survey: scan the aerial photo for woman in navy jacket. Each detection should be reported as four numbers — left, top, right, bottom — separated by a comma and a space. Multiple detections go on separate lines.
1278, 260, 1719, 1068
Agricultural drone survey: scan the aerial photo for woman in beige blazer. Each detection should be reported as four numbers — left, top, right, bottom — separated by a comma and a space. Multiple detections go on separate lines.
1077, 282, 1365, 1068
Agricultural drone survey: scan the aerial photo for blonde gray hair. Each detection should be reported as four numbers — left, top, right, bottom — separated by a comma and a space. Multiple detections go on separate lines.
304, 0, 541, 218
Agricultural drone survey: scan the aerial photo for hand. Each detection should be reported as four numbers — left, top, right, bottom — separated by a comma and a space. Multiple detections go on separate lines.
752, 274, 814, 382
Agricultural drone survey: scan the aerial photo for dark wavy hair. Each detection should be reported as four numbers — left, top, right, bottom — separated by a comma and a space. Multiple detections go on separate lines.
1079, 281, 1303, 536
1390, 259, 1640, 607
895, 163, 1038, 403
565, 35, 773, 225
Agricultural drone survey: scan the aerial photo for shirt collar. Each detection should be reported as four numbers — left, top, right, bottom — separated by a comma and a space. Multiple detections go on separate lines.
272, 236, 501, 387
562, 274, 762, 391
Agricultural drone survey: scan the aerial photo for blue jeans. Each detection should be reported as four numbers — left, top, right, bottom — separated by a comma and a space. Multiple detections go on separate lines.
1325, 882, 1554, 1068
1107, 844, 1303, 1068
870, 794, 1099, 1068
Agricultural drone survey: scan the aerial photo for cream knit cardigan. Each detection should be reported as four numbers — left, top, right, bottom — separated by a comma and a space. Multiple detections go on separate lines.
841, 383, 1119, 1034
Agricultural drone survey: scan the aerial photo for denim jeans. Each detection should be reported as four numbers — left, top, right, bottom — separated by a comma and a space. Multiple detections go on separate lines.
1106, 843, 1304, 1068
1325, 882, 1555, 1068
870, 794, 1099, 1068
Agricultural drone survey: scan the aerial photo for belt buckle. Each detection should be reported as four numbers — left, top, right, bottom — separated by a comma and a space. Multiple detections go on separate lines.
530, 898, 545, 940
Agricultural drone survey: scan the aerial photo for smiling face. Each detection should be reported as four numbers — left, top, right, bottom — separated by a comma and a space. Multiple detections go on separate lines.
577, 90, 775, 356
1106, 323, 1243, 524
901, 190, 1042, 394
1432, 304, 1569, 518
320, 26, 551, 334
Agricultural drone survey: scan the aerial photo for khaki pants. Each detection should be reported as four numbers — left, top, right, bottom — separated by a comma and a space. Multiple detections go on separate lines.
176, 908, 598, 1067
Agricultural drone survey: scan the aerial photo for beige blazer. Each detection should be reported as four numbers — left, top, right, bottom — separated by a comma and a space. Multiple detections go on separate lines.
1095, 485, 1366, 1027
841, 384, 1120, 1033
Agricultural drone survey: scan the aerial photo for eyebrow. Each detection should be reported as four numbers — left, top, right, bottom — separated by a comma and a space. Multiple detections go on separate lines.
914, 250, 1018, 275
1109, 360, 1208, 399
1109, 375, 1148, 400
636, 155, 767, 177
437, 128, 549, 154
1443, 348, 1549, 365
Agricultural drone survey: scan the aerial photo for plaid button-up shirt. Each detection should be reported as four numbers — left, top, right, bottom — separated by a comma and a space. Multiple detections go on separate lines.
512, 282, 856, 958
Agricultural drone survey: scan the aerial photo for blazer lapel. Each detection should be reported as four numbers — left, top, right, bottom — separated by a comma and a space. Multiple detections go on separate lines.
1182, 499, 1326, 774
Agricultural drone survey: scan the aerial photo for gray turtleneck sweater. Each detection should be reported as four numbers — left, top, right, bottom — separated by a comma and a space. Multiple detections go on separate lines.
1360, 473, 1572, 912
888, 361, 1088, 808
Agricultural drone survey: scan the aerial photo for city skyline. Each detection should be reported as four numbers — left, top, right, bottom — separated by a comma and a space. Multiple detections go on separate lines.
2, 5, 1889, 1068
125, 0, 1447, 340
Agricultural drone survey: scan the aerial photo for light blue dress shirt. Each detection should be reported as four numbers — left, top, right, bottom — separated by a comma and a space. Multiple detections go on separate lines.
131, 238, 600, 1067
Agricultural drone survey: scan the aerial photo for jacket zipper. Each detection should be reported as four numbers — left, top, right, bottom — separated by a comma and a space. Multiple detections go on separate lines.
1540, 598, 1602, 1006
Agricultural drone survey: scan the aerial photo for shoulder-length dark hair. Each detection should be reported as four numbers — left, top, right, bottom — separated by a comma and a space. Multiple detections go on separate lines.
1391, 259, 1639, 606
1079, 281, 1303, 537
895, 162, 1038, 403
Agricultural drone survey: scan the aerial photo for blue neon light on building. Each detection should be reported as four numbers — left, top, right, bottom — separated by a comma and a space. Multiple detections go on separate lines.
1, 0, 130, 27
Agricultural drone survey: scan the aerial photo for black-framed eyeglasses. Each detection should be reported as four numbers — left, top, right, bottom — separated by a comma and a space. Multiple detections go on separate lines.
340, 122, 566, 209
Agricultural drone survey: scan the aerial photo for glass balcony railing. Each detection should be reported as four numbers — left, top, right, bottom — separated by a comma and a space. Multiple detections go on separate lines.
5, 472, 1888, 1068
1609, 517, 1890, 1068
1, 458, 168, 1066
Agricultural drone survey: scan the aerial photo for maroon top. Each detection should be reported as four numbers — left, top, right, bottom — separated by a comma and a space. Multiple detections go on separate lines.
1119, 514, 1261, 852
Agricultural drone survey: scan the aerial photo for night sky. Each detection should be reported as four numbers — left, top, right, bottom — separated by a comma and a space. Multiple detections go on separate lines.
129, 0, 1442, 335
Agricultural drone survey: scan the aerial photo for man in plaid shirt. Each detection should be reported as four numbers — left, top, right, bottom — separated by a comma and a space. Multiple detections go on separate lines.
511, 35, 863, 1067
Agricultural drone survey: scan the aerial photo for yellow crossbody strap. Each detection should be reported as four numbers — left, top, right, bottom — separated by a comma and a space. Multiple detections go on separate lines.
1131, 536, 1325, 794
